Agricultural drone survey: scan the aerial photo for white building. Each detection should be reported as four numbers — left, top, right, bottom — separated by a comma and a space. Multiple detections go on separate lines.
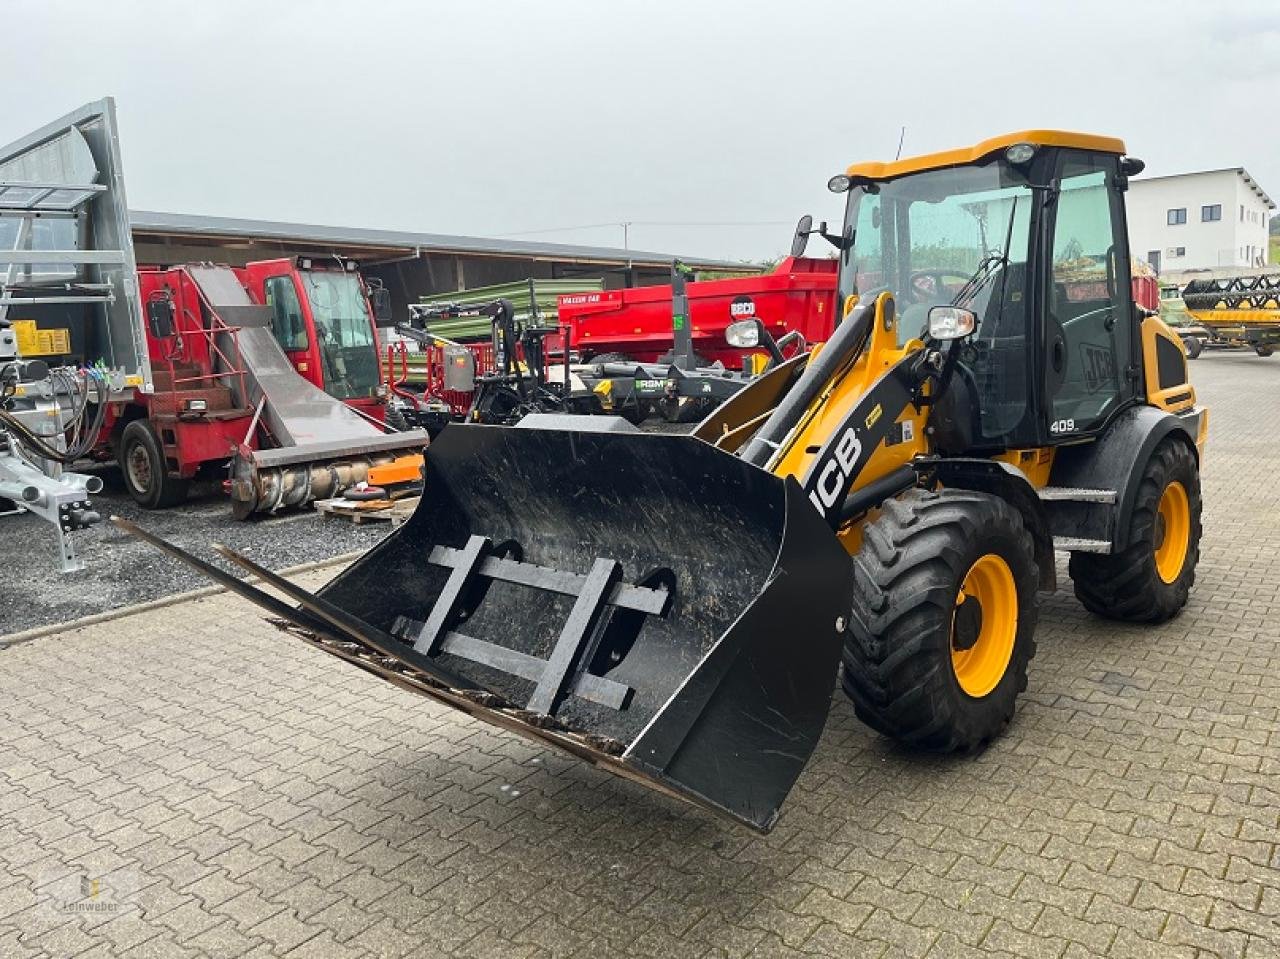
1126, 167, 1273, 276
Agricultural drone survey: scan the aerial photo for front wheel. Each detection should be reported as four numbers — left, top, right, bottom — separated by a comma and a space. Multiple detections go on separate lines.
1254, 345, 1273, 357
120, 420, 188, 509
1183, 336, 1203, 360
1069, 438, 1201, 622
840, 488, 1040, 751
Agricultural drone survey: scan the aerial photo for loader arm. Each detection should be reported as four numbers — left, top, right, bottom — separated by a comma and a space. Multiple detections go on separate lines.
704, 291, 934, 532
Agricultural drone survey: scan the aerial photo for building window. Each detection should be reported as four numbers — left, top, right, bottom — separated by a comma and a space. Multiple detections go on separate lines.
1167, 208, 1187, 225
1168, 247, 1186, 258
1201, 204, 1222, 222
1241, 204, 1245, 222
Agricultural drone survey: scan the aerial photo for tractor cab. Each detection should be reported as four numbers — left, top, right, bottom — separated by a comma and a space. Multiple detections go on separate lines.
796, 132, 1160, 454
240, 257, 392, 420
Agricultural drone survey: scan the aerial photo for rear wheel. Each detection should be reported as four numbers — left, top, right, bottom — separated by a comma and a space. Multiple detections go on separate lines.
840, 488, 1039, 751
1254, 345, 1273, 357
1183, 336, 1203, 359
1069, 438, 1200, 622
120, 420, 189, 509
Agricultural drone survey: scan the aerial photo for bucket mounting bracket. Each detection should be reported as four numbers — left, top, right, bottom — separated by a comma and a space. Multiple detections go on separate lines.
392, 535, 672, 718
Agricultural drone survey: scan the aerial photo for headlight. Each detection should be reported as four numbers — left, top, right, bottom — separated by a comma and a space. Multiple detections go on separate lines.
726, 319, 760, 348
927, 306, 977, 341
827, 174, 852, 194
1005, 142, 1037, 165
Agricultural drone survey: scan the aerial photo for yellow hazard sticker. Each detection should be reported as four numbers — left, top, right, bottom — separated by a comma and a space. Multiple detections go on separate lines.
865, 403, 883, 429
11, 320, 71, 356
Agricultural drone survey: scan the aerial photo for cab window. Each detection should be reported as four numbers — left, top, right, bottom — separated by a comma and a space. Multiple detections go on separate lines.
264, 275, 308, 351
1046, 154, 1133, 436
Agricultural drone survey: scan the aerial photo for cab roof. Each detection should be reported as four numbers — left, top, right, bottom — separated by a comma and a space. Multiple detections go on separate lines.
845, 130, 1127, 181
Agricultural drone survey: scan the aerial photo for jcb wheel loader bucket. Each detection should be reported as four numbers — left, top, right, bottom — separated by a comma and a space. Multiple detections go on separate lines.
117, 419, 852, 831
313, 419, 853, 830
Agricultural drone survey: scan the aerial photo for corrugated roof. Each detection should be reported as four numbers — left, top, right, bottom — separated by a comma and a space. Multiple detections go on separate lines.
128, 209, 751, 270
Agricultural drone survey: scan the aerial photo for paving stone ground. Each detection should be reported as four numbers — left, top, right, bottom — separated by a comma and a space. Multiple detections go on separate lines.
0, 352, 1277, 958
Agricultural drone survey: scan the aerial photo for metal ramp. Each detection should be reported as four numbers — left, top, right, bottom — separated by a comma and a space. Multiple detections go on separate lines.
183, 264, 430, 470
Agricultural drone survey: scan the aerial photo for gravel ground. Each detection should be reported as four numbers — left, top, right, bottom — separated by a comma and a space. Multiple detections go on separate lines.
0, 414, 693, 637
0, 463, 391, 636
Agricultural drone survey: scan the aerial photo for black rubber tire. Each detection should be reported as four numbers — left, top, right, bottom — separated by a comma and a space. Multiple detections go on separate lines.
1183, 337, 1203, 360
120, 420, 188, 509
343, 486, 388, 502
591, 352, 637, 365
1254, 345, 1273, 357
840, 488, 1039, 751
384, 402, 411, 431
1069, 438, 1201, 623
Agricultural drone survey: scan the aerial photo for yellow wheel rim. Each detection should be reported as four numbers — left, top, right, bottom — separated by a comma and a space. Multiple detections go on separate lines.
1153, 481, 1190, 584
951, 553, 1018, 699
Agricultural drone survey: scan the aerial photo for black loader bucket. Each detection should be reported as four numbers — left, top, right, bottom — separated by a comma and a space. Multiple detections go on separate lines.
116, 418, 852, 831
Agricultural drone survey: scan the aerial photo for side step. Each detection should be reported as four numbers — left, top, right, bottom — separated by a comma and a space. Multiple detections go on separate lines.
1052, 536, 1111, 554
1037, 486, 1116, 503
1040, 487, 1117, 555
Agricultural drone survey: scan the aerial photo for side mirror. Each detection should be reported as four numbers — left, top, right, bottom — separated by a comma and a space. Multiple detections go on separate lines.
928, 306, 977, 341
790, 214, 814, 258
726, 318, 761, 348
147, 298, 176, 339
371, 287, 394, 326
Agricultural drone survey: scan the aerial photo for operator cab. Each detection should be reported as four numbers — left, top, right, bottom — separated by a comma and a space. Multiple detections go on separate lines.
822, 134, 1142, 452
244, 257, 387, 407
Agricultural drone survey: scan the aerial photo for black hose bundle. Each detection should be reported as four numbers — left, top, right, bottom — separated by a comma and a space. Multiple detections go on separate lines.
0, 364, 109, 465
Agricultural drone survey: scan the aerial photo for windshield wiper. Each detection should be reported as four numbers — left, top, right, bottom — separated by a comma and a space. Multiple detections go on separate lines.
951, 196, 1019, 310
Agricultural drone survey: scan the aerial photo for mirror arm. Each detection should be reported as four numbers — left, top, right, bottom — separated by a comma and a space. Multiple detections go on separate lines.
914, 339, 962, 408
817, 226, 852, 252
755, 320, 786, 367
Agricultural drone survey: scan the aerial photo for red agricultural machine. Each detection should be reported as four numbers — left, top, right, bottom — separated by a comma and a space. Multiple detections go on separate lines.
386, 256, 841, 426
114, 256, 423, 514
0, 99, 429, 568
558, 255, 837, 365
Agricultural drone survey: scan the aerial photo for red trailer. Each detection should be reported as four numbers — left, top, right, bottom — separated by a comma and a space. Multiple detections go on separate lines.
557, 256, 838, 365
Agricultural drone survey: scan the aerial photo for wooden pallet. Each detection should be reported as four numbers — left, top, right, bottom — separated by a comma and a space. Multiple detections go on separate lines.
314, 495, 420, 526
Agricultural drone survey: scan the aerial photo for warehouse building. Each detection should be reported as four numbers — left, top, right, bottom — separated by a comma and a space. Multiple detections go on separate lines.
128, 210, 752, 321
1126, 168, 1273, 278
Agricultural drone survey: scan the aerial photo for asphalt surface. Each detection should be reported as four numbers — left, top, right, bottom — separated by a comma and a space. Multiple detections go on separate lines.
0, 464, 391, 636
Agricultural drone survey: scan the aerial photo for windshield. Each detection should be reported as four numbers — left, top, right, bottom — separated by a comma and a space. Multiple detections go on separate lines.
301, 271, 380, 399
838, 159, 1036, 444
838, 160, 1034, 347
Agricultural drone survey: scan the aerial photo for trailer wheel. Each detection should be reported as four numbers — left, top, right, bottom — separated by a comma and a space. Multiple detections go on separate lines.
120, 420, 189, 509
840, 488, 1039, 751
1069, 438, 1201, 623
384, 402, 411, 431
1183, 336, 1202, 360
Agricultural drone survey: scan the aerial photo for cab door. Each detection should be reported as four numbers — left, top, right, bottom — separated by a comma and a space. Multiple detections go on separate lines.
1043, 152, 1137, 439
261, 273, 320, 387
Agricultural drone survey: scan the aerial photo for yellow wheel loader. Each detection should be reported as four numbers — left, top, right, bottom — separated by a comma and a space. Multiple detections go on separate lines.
119, 130, 1208, 832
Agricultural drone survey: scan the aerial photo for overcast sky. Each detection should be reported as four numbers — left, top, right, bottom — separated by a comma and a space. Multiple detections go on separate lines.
5, 0, 1278, 262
